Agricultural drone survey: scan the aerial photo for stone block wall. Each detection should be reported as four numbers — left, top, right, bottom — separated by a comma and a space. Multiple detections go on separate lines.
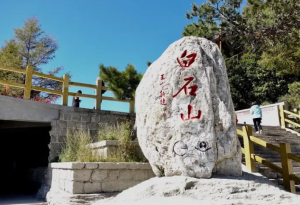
49, 162, 155, 194
49, 108, 135, 162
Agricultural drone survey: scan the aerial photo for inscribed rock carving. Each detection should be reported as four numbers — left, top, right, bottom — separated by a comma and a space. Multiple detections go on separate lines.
135, 36, 242, 178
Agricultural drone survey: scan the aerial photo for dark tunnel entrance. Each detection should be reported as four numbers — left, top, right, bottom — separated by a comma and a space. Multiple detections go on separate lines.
0, 120, 50, 200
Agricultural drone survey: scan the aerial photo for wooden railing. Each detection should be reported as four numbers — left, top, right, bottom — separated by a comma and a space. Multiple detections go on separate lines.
279, 105, 300, 129
0, 65, 135, 113
238, 125, 300, 193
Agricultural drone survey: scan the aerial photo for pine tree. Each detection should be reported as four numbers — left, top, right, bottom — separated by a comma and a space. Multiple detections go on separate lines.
183, 0, 300, 109
99, 63, 143, 100
0, 17, 65, 101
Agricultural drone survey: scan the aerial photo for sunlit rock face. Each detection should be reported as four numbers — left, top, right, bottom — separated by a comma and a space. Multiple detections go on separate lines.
135, 36, 242, 178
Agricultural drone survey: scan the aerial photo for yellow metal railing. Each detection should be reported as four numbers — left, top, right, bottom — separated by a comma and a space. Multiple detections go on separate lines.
279, 105, 300, 128
238, 125, 300, 193
0, 65, 135, 113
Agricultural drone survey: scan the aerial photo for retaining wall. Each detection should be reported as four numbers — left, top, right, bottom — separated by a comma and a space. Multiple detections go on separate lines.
49, 109, 135, 162
49, 162, 155, 195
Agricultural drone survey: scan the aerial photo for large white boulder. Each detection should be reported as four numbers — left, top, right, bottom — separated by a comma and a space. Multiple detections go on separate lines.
135, 36, 242, 178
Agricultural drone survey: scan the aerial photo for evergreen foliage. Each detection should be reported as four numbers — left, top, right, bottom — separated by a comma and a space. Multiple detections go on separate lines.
0, 17, 66, 101
99, 63, 143, 100
280, 82, 300, 109
183, 0, 300, 109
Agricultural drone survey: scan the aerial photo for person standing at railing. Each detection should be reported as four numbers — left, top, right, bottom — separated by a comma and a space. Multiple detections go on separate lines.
250, 101, 263, 134
72, 90, 82, 107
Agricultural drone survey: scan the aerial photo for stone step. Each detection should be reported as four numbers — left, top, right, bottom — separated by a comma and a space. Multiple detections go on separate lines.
259, 138, 300, 141
242, 160, 300, 171
270, 179, 300, 192
256, 133, 296, 136
238, 137, 300, 143
252, 149, 300, 153
253, 152, 300, 156
251, 137, 300, 142
278, 179, 300, 190
259, 137, 298, 140
245, 135, 298, 139
239, 124, 300, 187
236, 125, 280, 129
251, 152, 299, 156
252, 148, 300, 153
258, 166, 300, 174
236, 125, 299, 135
252, 153, 300, 159
252, 146, 300, 152
253, 137, 300, 141
256, 163, 300, 169
255, 138, 300, 142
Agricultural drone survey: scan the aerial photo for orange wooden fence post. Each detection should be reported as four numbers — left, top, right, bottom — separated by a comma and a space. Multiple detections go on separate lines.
243, 125, 256, 172
280, 143, 296, 193
95, 77, 102, 110
62, 74, 70, 106
24, 65, 33, 99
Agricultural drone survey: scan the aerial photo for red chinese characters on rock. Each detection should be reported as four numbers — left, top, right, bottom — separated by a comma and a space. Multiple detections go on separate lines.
174, 50, 201, 121
159, 74, 167, 117
181, 104, 201, 121
177, 50, 197, 68
160, 97, 166, 105
159, 74, 167, 105
173, 77, 198, 98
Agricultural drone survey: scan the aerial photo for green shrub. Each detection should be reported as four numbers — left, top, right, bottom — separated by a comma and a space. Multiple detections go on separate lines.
99, 121, 146, 162
98, 123, 122, 141
59, 129, 99, 162
261, 101, 271, 106
59, 122, 147, 163
279, 82, 300, 110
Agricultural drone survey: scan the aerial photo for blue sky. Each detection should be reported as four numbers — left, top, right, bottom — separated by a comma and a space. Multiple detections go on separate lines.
0, 0, 246, 112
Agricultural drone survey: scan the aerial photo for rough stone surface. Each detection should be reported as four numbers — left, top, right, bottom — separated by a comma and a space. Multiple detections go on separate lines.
73, 170, 93, 182
102, 181, 142, 192
83, 182, 101, 194
135, 36, 241, 178
92, 166, 300, 205
92, 170, 108, 181
47, 191, 118, 205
